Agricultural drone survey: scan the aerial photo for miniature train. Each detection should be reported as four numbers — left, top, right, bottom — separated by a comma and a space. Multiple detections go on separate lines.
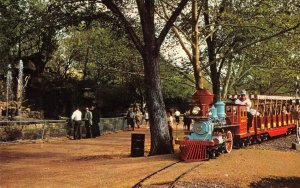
178, 89, 299, 162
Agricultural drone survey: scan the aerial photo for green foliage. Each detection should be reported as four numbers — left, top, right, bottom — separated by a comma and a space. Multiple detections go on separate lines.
219, 0, 300, 95
48, 25, 143, 85
160, 60, 201, 99
160, 0, 299, 97
47, 24, 196, 115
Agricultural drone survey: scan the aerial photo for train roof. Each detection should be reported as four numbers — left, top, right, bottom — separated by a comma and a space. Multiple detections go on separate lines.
228, 94, 299, 101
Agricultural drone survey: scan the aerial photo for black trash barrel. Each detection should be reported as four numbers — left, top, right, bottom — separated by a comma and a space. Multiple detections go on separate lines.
131, 133, 145, 157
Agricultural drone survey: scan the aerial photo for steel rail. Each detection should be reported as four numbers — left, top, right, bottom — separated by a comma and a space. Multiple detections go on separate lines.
168, 162, 203, 188
132, 161, 180, 188
132, 160, 203, 188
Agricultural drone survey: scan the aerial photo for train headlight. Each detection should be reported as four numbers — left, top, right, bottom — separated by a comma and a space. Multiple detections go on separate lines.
192, 106, 201, 115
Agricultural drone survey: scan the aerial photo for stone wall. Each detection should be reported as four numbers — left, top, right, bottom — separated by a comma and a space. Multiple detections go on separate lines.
0, 120, 67, 142
99, 117, 127, 134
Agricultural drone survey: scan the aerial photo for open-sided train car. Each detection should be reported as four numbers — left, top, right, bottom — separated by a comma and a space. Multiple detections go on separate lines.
178, 89, 299, 162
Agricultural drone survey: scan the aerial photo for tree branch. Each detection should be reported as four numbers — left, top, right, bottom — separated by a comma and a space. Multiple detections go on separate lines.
201, 22, 300, 71
101, 0, 144, 54
155, 10, 192, 42
156, 0, 189, 48
235, 23, 300, 53
159, 1, 192, 62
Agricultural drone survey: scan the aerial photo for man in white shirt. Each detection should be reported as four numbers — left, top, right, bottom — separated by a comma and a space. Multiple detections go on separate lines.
71, 107, 82, 140
235, 90, 252, 132
235, 90, 252, 112
174, 109, 180, 125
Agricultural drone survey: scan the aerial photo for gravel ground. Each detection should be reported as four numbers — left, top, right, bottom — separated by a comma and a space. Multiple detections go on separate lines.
176, 176, 300, 188
248, 135, 299, 152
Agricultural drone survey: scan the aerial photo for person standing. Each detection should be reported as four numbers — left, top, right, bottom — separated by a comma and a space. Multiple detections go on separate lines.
174, 109, 180, 125
141, 109, 145, 125
91, 106, 100, 137
135, 112, 141, 128
83, 107, 93, 138
183, 110, 192, 131
235, 90, 252, 132
71, 107, 82, 140
127, 108, 135, 131
167, 111, 174, 153
144, 110, 149, 129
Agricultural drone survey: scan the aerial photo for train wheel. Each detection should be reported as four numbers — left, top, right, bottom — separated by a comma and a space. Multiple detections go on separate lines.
233, 139, 240, 149
245, 139, 250, 146
225, 131, 233, 153
208, 150, 216, 159
240, 140, 245, 147
260, 135, 265, 142
264, 135, 268, 141
248, 137, 252, 145
256, 135, 262, 144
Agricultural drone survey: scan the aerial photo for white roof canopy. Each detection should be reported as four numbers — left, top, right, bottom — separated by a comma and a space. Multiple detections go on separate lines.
228, 94, 298, 101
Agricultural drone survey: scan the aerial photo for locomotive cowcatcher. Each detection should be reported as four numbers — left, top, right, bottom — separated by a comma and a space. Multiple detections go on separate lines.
178, 89, 298, 162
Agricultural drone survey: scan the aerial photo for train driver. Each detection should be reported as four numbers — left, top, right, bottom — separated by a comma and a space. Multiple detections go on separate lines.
235, 90, 253, 132
235, 90, 252, 111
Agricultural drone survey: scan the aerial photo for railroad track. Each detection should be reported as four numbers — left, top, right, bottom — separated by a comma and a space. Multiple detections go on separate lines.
132, 160, 203, 188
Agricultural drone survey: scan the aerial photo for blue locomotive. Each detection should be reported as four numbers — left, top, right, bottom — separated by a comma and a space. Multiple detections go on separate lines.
184, 100, 233, 159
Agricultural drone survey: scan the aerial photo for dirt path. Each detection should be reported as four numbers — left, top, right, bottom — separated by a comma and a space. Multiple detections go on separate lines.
0, 127, 299, 188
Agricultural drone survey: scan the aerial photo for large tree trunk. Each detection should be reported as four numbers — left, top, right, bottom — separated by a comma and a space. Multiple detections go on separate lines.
206, 34, 220, 101
203, 0, 221, 101
143, 48, 172, 155
192, 0, 203, 90
102, 0, 189, 155
210, 57, 221, 102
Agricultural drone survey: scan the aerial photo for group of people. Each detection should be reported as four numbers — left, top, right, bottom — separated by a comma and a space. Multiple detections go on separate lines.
71, 106, 100, 140
126, 107, 149, 131
167, 109, 192, 131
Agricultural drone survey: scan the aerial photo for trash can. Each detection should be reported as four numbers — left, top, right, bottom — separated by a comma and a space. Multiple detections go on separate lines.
131, 133, 145, 157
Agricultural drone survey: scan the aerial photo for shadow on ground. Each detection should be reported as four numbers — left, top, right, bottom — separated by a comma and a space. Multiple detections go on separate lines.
250, 177, 300, 188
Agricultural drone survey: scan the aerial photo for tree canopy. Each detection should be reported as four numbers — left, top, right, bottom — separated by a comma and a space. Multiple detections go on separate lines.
157, 0, 300, 98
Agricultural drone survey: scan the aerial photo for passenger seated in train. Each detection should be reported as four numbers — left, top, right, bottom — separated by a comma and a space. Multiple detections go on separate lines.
235, 90, 253, 132
249, 108, 260, 116
282, 106, 288, 114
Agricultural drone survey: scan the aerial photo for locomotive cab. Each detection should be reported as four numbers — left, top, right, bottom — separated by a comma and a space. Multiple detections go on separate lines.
225, 104, 248, 134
